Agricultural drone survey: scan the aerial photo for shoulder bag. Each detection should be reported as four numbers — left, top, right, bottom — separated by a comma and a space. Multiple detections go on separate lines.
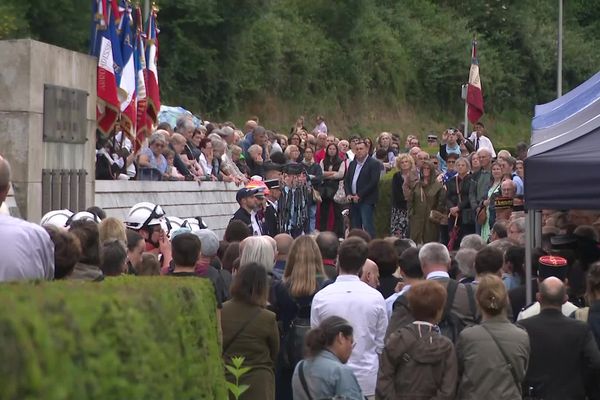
222, 307, 262, 355
480, 324, 521, 395
333, 159, 349, 204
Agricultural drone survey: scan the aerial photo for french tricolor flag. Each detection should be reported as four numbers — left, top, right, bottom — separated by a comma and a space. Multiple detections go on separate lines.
119, 4, 136, 137
96, 6, 120, 135
145, 8, 160, 127
467, 39, 484, 124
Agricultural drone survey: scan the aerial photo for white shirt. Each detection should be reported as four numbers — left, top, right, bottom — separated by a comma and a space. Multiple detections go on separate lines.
468, 133, 496, 158
250, 210, 262, 236
346, 150, 355, 161
114, 132, 136, 177
385, 284, 411, 319
0, 214, 54, 281
198, 153, 213, 175
311, 275, 388, 396
517, 301, 579, 321
426, 271, 450, 280
351, 158, 366, 195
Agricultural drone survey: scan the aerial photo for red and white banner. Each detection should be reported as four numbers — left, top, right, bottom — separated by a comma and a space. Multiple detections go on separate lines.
97, 33, 120, 135
467, 40, 484, 124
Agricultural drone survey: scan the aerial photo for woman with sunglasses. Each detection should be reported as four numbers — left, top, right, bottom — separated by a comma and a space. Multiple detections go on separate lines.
292, 316, 363, 400
138, 132, 168, 178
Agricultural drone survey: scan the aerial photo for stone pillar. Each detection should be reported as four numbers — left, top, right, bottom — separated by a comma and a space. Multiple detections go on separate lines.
0, 39, 96, 222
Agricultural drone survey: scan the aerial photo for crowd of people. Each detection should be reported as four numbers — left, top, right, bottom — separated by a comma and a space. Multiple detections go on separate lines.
3, 112, 600, 400
98, 115, 532, 248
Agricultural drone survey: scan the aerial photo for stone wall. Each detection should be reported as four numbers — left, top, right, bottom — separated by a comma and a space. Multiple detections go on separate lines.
0, 39, 96, 222
95, 181, 239, 238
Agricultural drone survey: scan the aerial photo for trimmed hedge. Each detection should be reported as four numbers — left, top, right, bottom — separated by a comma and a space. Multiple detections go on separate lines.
0, 277, 226, 400
375, 170, 396, 238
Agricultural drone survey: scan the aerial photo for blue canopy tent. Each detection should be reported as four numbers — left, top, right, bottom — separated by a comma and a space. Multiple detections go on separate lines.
523, 71, 600, 303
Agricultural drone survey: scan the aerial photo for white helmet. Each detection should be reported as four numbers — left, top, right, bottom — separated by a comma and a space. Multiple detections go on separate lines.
183, 217, 208, 232
163, 216, 186, 237
70, 211, 100, 224
124, 202, 165, 230
40, 209, 74, 228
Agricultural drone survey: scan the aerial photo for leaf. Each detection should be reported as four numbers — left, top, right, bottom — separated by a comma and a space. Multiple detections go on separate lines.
231, 356, 245, 368
225, 365, 243, 380
236, 366, 251, 377
237, 384, 250, 396
225, 381, 242, 399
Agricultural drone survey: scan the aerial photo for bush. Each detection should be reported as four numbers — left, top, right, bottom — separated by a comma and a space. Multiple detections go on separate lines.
375, 170, 396, 238
0, 277, 226, 400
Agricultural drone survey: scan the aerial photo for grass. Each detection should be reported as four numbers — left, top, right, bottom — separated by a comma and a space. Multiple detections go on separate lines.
221, 95, 532, 148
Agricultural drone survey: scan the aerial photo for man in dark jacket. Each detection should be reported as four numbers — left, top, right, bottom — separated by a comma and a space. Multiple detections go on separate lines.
344, 140, 381, 238
230, 188, 259, 234
519, 277, 600, 400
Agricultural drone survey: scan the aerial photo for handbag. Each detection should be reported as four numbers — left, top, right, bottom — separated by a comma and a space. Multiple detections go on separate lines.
312, 188, 323, 203
476, 205, 487, 225
429, 210, 445, 224
333, 180, 348, 204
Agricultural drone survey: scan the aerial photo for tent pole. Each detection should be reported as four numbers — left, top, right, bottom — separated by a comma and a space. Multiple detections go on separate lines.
525, 210, 534, 306
534, 210, 542, 248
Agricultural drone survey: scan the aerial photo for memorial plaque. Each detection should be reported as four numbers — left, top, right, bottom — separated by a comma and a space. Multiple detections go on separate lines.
43, 84, 88, 143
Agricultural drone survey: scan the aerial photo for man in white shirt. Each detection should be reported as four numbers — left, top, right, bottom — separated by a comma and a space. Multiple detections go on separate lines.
468, 121, 496, 158
0, 156, 54, 281
311, 237, 388, 399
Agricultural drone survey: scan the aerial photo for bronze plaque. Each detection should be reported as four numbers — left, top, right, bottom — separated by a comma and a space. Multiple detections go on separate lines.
43, 84, 88, 143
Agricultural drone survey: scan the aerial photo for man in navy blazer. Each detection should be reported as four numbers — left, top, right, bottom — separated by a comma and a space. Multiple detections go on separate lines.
344, 140, 381, 238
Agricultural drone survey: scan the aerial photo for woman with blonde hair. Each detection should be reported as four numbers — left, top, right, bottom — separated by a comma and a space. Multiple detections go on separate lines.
270, 236, 326, 400
390, 153, 417, 238
98, 217, 127, 244
456, 274, 530, 399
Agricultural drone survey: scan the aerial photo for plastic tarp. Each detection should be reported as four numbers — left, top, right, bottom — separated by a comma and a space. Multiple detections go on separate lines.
157, 106, 203, 130
525, 71, 600, 210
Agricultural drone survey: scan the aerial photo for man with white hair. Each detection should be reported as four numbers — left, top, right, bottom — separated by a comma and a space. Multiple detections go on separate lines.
314, 132, 329, 164
508, 217, 525, 245
0, 156, 54, 281
175, 116, 201, 160
387, 242, 477, 341
469, 148, 492, 234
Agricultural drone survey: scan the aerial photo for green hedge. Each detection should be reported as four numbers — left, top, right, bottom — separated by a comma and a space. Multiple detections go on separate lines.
375, 170, 396, 238
0, 277, 226, 400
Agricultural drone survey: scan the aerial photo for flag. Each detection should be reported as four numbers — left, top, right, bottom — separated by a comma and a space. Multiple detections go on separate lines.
145, 6, 160, 127
134, 5, 149, 151
108, 0, 125, 98
90, 0, 107, 56
119, 2, 136, 137
96, 3, 120, 135
467, 39, 484, 124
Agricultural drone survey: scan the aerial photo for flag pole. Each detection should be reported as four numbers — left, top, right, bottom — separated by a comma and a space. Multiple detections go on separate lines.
557, 0, 563, 97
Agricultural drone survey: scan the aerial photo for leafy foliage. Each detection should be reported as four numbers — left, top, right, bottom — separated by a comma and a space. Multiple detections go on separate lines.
225, 356, 251, 400
4, 0, 600, 143
0, 277, 226, 400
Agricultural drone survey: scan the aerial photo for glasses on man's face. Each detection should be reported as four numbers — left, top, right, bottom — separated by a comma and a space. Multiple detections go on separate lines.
447, 160, 456, 164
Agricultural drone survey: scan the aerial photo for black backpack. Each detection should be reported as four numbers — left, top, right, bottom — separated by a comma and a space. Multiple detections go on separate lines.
438, 279, 477, 343
282, 302, 311, 370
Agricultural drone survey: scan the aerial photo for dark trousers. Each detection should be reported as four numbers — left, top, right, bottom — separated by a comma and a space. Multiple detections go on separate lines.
320, 198, 344, 238
350, 202, 376, 238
